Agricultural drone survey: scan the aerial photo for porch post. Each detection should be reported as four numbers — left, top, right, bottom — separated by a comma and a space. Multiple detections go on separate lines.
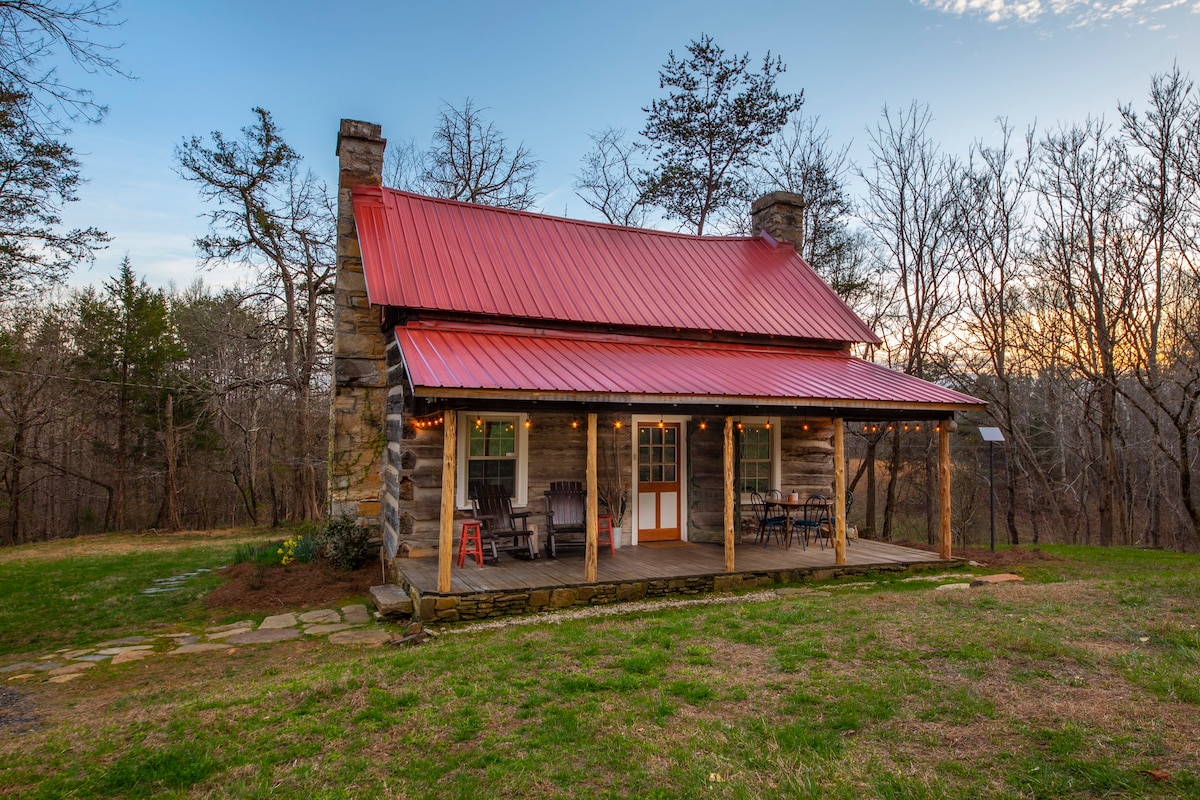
939, 424, 952, 560
833, 417, 847, 565
723, 416, 735, 572
585, 412, 599, 582
437, 412, 457, 593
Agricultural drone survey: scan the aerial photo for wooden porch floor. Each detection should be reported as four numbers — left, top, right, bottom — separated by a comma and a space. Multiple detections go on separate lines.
396, 537, 947, 595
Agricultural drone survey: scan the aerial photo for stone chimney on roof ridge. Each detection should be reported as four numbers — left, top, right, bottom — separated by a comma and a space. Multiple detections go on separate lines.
751, 191, 806, 255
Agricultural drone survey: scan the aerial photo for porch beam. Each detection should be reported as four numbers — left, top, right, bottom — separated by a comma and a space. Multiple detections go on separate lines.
723, 416, 735, 572
939, 424, 952, 560
833, 417, 847, 565
436, 411, 457, 593
585, 412, 598, 582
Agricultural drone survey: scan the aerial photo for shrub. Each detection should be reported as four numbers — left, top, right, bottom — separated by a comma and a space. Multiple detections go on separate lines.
321, 515, 373, 570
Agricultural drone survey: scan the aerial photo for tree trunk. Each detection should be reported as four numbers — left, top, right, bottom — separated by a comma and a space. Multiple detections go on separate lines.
161, 394, 181, 531
924, 432, 935, 545
882, 428, 901, 541
865, 437, 877, 538
1005, 444, 1019, 545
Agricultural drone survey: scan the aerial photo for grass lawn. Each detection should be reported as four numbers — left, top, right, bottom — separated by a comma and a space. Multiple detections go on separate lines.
2, 536, 1199, 799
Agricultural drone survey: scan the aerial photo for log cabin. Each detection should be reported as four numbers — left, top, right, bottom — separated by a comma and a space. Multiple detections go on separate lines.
329, 120, 984, 622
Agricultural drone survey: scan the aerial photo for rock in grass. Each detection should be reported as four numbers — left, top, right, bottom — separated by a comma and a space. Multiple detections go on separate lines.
970, 573, 1024, 586
225, 628, 301, 645
258, 613, 298, 629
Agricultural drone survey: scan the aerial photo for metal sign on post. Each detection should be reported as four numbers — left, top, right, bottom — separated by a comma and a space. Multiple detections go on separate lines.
978, 427, 1005, 551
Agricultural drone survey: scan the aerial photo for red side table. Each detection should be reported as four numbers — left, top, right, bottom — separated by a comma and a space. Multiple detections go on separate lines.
457, 520, 485, 568
597, 514, 616, 557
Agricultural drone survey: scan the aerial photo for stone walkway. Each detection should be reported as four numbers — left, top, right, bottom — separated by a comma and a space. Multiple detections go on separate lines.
1, 604, 393, 685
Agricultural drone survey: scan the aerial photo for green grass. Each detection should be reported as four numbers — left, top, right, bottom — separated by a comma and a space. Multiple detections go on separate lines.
3, 538, 1200, 798
0, 532, 273, 656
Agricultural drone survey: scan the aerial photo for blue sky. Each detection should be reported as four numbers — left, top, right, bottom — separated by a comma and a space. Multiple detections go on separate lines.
56, 0, 1200, 289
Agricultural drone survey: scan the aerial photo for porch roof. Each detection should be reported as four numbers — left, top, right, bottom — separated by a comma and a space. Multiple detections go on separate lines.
394, 322, 984, 414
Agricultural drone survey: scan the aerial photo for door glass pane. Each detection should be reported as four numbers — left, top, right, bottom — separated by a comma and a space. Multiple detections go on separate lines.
639, 428, 651, 445
639, 465, 650, 482
665, 428, 676, 445
663, 465, 676, 482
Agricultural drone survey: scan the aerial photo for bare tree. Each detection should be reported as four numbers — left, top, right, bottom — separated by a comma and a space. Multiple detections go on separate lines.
0, 0, 127, 131
411, 98, 539, 210
858, 102, 962, 542
574, 127, 651, 227
948, 120, 1056, 545
753, 113, 871, 308
1033, 118, 1137, 547
175, 108, 335, 522
1118, 67, 1200, 547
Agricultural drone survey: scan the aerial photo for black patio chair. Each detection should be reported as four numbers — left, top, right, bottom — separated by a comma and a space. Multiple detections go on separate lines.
751, 492, 787, 546
792, 494, 830, 550
544, 481, 587, 558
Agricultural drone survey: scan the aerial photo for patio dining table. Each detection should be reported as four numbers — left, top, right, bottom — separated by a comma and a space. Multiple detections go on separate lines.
764, 496, 833, 549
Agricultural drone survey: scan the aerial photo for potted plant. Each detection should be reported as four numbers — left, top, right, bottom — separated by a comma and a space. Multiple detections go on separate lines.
598, 422, 627, 547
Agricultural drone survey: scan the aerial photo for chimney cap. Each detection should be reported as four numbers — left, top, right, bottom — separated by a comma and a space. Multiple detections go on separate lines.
751, 191, 805, 215
336, 119, 384, 156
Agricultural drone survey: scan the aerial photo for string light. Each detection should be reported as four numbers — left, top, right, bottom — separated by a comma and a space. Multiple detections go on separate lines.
765, 421, 772, 430
698, 420, 706, 430
802, 422, 809, 431
412, 413, 444, 429
571, 420, 579, 429
524, 419, 532, 429
614, 420, 622, 429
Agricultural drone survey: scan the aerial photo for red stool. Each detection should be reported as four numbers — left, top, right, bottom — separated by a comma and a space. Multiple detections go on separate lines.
597, 514, 616, 557
457, 520, 485, 568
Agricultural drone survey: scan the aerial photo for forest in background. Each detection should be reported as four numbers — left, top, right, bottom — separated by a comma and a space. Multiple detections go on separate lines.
0, 15, 1196, 551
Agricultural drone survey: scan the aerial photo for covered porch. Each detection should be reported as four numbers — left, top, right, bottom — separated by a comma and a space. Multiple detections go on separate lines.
395, 537, 950, 623
380, 322, 985, 618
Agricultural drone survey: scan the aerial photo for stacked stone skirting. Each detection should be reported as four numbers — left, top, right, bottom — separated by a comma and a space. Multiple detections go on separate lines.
386, 561, 952, 624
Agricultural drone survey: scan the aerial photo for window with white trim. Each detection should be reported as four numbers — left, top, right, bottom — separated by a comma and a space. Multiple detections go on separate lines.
456, 412, 528, 508
737, 417, 782, 498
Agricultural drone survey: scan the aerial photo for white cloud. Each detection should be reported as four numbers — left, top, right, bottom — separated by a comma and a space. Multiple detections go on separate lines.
917, 0, 1196, 25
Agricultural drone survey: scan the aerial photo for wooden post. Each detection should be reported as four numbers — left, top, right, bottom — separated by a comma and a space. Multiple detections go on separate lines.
723, 416, 736, 572
833, 417, 847, 565
585, 412, 599, 582
436, 412, 457, 593
939, 424, 952, 560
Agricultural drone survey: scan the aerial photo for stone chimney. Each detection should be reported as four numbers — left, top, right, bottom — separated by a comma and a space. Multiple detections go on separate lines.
330, 120, 387, 528
750, 191, 806, 254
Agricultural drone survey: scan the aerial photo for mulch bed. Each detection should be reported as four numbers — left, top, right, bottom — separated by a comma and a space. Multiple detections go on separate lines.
205, 554, 382, 613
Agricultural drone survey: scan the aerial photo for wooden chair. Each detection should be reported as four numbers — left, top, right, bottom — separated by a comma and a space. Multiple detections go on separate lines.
544, 481, 586, 558
469, 482, 537, 562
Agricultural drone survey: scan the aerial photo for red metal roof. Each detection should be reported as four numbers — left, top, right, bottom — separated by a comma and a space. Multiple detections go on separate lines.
395, 323, 983, 411
354, 187, 881, 345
